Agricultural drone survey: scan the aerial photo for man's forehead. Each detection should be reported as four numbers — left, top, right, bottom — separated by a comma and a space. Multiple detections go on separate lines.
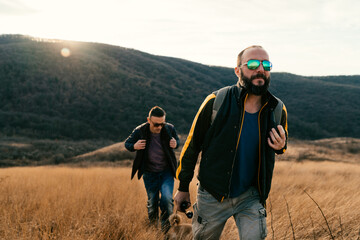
150, 116, 165, 122
242, 48, 269, 61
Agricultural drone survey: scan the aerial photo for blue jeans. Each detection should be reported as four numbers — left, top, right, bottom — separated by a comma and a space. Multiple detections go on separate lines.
192, 185, 267, 240
142, 169, 174, 232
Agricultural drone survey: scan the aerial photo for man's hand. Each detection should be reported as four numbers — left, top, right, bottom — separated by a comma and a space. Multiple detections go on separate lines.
170, 137, 177, 149
174, 190, 191, 212
134, 139, 146, 150
268, 125, 286, 150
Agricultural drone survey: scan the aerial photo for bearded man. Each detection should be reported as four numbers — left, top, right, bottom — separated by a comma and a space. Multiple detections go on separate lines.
174, 46, 288, 240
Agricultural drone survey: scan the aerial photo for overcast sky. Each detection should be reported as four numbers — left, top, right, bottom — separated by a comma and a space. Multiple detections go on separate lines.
1, 0, 359, 76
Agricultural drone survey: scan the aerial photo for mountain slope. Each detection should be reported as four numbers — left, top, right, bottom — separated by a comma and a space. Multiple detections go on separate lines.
1, 34, 360, 140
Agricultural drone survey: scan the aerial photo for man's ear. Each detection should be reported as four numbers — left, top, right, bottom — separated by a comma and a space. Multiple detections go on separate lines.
234, 67, 241, 77
147, 117, 150, 123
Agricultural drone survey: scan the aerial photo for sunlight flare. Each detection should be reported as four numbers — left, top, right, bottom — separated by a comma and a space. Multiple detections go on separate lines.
60, 48, 71, 57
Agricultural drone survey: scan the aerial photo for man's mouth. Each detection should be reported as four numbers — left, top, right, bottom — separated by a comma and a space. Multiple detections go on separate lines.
250, 73, 266, 81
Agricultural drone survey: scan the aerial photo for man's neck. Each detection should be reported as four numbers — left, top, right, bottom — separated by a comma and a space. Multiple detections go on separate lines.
245, 94, 262, 113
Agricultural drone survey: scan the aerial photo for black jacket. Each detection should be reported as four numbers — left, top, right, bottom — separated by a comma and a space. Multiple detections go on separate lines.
125, 122, 180, 180
176, 85, 288, 205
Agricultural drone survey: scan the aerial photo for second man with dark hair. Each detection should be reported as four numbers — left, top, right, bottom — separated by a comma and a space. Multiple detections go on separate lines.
125, 106, 180, 233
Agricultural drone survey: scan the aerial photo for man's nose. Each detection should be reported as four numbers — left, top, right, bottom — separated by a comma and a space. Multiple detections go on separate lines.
257, 62, 265, 72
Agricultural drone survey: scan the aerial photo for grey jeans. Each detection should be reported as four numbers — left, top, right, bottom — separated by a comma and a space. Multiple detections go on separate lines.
192, 185, 267, 240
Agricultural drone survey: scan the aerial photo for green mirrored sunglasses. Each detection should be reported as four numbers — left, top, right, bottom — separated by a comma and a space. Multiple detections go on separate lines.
242, 59, 272, 71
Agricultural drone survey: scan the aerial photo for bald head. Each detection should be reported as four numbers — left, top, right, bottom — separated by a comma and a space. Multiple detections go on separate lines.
237, 45, 267, 67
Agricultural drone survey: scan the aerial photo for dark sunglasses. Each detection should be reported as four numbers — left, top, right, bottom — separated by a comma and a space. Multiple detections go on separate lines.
152, 122, 165, 127
241, 59, 272, 71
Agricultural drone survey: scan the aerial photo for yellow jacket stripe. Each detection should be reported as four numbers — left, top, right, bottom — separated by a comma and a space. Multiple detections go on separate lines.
176, 93, 216, 179
283, 104, 288, 133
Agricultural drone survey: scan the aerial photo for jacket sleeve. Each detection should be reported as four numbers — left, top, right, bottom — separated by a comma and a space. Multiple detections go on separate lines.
176, 94, 215, 192
171, 126, 180, 149
124, 127, 141, 152
275, 103, 288, 154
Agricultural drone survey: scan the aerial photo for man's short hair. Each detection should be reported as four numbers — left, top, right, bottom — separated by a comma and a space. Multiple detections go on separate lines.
237, 45, 264, 67
149, 106, 166, 118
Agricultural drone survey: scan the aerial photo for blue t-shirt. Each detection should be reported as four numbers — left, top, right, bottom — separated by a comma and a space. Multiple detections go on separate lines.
230, 111, 259, 198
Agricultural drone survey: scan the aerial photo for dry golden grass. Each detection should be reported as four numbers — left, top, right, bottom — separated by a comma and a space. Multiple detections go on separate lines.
267, 161, 360, 239
0, 161, 359, 239
0, 167, 162, 240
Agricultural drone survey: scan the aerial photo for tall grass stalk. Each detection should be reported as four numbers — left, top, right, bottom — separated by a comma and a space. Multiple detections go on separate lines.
303, 189, 335, 240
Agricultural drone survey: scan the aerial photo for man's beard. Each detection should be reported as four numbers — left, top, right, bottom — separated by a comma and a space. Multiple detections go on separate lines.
241, 71, 270, 96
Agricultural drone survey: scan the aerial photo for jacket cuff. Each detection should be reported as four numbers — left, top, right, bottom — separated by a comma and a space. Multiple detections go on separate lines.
128, 144, 135, 152
178, 181, 191, 192
275, 146, 286, 154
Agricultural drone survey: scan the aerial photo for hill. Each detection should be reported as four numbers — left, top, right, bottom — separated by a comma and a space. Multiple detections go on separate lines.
1, 135, 359, 167
70, 137, 360, 166
1, 34, 360, 140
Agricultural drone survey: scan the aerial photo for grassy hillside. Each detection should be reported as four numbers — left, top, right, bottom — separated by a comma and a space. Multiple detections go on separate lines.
1, 135, 358, 167
1, 34, 360, 140
271, 73, 360, 139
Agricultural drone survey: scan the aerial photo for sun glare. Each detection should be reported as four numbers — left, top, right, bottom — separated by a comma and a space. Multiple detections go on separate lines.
61, 48, 71, 57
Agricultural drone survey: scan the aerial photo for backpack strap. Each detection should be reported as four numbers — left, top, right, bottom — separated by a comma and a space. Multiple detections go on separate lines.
211, 86, 283, 126
211, 86, 230, 124
273, 97, 283, 126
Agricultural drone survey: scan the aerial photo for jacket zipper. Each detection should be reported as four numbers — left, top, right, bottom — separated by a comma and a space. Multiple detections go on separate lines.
257, 102, 268, 198
224, 94, 248, 201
